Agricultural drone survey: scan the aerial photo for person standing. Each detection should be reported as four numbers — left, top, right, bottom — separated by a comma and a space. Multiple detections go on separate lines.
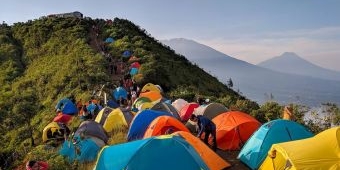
190, 114, 217, 151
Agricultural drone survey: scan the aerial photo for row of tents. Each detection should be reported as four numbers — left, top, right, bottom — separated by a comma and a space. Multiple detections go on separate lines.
107, 82, 340, 170
45, 80, 340, 170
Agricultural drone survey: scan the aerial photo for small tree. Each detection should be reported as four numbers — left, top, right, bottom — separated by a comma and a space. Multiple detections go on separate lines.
227, 78, 233, 88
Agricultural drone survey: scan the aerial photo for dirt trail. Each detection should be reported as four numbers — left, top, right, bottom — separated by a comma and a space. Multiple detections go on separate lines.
88, 25, 126, 86
216, 150, 250, 170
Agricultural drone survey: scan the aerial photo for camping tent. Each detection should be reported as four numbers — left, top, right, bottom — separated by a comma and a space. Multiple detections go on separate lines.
106, 100, 119, 109
193, 102, 228, 120
60, 137, 101, 163
104, 37, 114, 43
122, 50, 131, 58
94, 135, 209, 170
55, 98, 78, 115
212, 111, 261, 150
179, 103, 199, 122
172, 98, 188, 113
53, 113, 72, 124
139, 91, 162, 102
127, 110, 173, 141
75, 121, 108, 143
173, 131, 231, 170
132, 97, 151, 109
151, 102, 181, 120
129, 67, 138, 77
140, 83, 161, 93
143, 116, 189, 138
95, 107, 128, 133
130, 62, 141, 69
259, 126, 339, 170
238, 119, 313, 170
128, 56, 140, 63
112, 86, 127, 101
42, 122, 69, 143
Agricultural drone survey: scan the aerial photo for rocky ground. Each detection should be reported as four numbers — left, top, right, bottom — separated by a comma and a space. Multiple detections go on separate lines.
216, 150, 250, 170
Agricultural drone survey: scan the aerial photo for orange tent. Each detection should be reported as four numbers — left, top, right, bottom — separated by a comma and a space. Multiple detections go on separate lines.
139, 91, 162, 102
212, 111, 261, 150
173, 131, 231, 170
128, 56, 140, 63
144, 116, 189, 138
179, 103, 199, 121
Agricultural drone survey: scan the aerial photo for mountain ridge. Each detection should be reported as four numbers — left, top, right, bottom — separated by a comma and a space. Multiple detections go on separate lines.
162, 38, 340, 106
258, 52, 340, 81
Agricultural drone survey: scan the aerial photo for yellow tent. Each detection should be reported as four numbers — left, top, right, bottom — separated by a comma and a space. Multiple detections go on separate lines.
140, 83, 161, 93
95, 108, 128, 133
42, 122, 61, 142
260, 127, 340, 170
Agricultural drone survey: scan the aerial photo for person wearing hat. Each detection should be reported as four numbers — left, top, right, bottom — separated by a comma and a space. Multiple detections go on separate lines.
204, 98, 210, 105
190, 114, 217, 151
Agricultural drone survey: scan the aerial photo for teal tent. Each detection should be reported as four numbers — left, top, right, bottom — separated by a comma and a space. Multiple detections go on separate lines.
105, 37, 114, 43
129, 67, 138, 76
60, 137, 101, 163
237, 119, 313, 170
94, 135, 209, 170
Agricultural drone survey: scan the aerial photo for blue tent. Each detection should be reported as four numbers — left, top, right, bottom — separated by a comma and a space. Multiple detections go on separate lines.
129, 67, 138, 76
94, 135, 209, 170
107, 99, 119, 108
122, 50, 131, 58
237, 119, 313, 170
127, 110, 173, 141
55, 98, 78, 115
113, 87, 127, 101
105, 37, 114, 43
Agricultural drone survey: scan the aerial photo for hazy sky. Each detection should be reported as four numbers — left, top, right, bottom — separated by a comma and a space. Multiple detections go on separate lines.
2, 0, 340, 71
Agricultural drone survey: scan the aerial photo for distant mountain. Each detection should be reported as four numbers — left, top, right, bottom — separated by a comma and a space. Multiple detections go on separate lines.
258, 52, 340, 81
162, 38, 340, 106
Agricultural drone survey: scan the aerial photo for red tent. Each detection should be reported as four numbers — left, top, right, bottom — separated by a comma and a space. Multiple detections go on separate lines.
179, 103, 199, 121
130, 62, 141, 69
53, 113, 72, 124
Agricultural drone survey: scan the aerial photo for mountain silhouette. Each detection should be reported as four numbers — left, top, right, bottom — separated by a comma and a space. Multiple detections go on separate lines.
258, 52, 340, 81
162, 38, 340, 106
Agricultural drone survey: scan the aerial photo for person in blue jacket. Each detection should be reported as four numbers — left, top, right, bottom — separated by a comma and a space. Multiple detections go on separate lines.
190, 114, 217, 151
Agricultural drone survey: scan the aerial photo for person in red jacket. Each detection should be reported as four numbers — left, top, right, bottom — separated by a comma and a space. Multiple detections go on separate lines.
190, 114, 217, 151
26, 160, 49, 170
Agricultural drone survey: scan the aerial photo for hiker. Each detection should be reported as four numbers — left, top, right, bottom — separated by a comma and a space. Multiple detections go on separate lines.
197, 97, 205, 105
204, 98, 210, 105
190, 114, 217, 151
76, 99, 83, 115
87, 100, 96, 117
26, 160, 49, 170
81, 104, 92, 120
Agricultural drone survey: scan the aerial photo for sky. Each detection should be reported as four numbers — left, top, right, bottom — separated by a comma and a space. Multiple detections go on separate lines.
2, 0, 340, 71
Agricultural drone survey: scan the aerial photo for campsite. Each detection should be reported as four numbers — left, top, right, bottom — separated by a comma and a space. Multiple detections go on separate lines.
0, 11, 339, 170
